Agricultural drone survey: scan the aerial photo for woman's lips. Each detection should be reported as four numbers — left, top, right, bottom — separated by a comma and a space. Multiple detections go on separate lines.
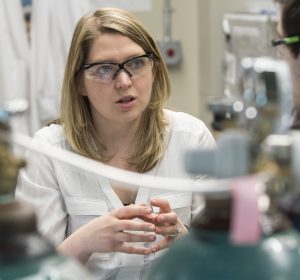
116, 96, 136, 109
116, 96, 135, 104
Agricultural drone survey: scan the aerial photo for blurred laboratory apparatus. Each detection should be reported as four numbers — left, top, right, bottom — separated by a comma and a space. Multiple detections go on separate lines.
148, 12, 300, 280
209, 12, 279, 132
0, 107, 95, 280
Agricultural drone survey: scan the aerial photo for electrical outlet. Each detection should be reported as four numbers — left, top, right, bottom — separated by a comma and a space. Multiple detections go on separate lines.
158, 40, 182, 66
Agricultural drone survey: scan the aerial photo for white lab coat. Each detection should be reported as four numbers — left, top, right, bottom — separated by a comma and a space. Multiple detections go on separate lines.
0, 0, 30, 134
0, 0, 92, 134
30, 0, 91, 132
16, 109, 216, 280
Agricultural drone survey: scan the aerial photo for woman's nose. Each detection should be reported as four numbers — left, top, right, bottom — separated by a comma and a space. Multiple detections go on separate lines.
114, 69, 133, 88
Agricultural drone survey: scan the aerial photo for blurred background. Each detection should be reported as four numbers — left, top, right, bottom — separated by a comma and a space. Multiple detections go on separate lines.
0, 0, 276, 135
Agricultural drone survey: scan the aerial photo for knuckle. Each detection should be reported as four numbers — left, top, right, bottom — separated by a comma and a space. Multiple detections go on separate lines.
127, 246, 135, 254
170, 212, 177, 219
121, 220, 131, 229
122, 232, 131, 242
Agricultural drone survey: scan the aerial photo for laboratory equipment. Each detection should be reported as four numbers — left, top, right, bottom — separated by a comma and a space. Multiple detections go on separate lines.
210, 12, 278, 131
0, 107, 94, 280
147, 55, 300, 279
222, 12, 278, 99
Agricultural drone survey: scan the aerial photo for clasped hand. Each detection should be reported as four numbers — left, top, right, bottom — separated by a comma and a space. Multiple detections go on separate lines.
145, 198, 188, 253
97, 197, 187, 254
60, 198, 188, 263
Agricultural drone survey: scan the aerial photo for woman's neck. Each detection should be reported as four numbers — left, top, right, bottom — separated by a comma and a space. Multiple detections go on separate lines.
94, 117, 140, 160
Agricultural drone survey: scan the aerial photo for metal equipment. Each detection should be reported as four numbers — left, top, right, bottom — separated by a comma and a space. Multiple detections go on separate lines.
210, 12, 279, 131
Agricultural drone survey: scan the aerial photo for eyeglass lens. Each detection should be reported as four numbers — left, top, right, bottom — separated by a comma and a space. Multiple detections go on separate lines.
83, 54, 153, 83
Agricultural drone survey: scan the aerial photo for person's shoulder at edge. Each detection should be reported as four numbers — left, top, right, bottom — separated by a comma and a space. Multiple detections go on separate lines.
32, 123, 67, 148
163, 108, 216, 147
164, 108, 207, 129
163, 108, 213, 132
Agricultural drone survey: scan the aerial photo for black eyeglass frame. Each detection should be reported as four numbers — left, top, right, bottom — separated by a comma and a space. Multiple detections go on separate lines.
81, 53, 155, 80
271, 35, 300, 47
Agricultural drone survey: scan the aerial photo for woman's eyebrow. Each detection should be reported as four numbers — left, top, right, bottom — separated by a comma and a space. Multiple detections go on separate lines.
88, 53, 145, 65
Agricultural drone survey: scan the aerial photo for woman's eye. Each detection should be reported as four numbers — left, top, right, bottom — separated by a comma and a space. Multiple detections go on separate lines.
128, 58, 145, 69
96, 64, 114, 75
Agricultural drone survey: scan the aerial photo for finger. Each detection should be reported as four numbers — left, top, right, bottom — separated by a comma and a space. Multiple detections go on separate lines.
150, 198, 172, 213
118, 244, 151, 255
113, 205, 152, 219
155, 224, 178, 236
156, 212, 177, 225
137, 203, 158, 221
150, 238, 170, 253
114, 232, 156, 243
139, 212, 159, 223
115, 219, 156, 232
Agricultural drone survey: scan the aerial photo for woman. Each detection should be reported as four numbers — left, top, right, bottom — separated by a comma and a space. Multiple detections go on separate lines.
16, 7, 215, 279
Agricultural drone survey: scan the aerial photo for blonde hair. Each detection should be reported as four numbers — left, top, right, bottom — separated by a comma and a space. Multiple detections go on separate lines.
59, 8, 170, 172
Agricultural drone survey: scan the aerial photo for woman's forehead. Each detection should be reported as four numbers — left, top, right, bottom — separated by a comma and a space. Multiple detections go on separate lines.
87, 33, 144, 62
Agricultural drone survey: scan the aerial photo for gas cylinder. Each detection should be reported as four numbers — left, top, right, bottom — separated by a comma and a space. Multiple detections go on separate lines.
148, 196, 300, 280
0, 109, 94, 279
0, 201, 95, 279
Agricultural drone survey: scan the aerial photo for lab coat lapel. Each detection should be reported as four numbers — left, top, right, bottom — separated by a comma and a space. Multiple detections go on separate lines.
98, 177, 151, 209
97, 176, 124, 209
135, 187, 151, 206
135, 164, 162, 206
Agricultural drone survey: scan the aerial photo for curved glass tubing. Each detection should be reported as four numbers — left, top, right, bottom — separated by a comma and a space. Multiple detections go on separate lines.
9, 131, 273, 195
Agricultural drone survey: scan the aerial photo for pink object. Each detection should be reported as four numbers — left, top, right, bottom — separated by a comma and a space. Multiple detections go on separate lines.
230, 177, 261, 245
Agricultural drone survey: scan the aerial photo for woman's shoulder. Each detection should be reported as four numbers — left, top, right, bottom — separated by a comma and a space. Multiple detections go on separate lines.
33, 124, 67, 148
164, 109, 208, 132
163, 109, 216, 147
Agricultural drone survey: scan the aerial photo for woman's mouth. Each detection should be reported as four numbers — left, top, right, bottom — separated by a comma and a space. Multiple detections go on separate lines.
116, 96, 136, 109
116, 96, 136, 104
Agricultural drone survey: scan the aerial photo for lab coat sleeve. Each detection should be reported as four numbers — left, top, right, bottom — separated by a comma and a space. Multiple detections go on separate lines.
15, 141, 67, 247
